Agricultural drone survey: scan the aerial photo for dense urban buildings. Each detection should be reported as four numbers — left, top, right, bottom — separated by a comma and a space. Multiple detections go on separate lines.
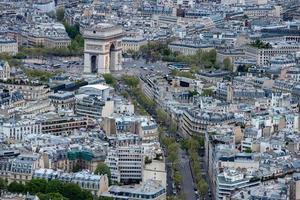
0, 0, 299, 200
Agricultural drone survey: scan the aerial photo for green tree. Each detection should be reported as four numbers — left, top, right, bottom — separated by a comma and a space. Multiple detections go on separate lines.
223, 57, 233, 71
120, 91, 129, 98
61, 183, 82, 200
94, 163, 112, 184
197, 179, 208, 199
79, 189, 93, 200
37, 192, 68, 200
201, 88, 214, 97
72, 163, 82, 172
46, 179, 63, 194
156, 108, 168, 125
173, 171, 182, 185
122, 75, 139, 88
102, 73, 116, 87
26, 179, 48, 194
207, 49, 217, 66
0, 178, 7, 192
168, 121, 178, 133
145, 156, 152, 164
98, 197, 114, 200
64, 22, 80, 39
56, 8, 65, 22
244, 148, 252, 153
8, 181, 25, 194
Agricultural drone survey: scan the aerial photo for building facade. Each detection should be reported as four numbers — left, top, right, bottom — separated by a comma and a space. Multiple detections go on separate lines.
105, 145, 144, 184
0, 60, 10, 80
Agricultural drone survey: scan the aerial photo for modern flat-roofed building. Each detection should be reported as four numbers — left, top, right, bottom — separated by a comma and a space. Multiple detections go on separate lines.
75, 95, 114, 119
78, 84, 110, 100
102, 179, 166, 200
216, 168, 260, 199
105, 145, 144, 184
40, 113, 89, 136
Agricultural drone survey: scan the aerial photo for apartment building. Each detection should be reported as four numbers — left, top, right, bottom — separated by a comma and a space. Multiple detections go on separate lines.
40, 114, 89, 136
0, 80, 51, 101
168, 40, 214, 55
244, 6, 282, 18
0, 38, 18, 55
216, 169, 260, 199
102, 179, 166, 200
66, 149, 105, 173
75, 95, 114, 119
105, 145, 144, 184
49, 91, 75, 110
2, 120, 41, 141
103, 115, 158, 142
245, 42, 300, 66
0, 89, 25, 118
33, 169, 109, 196
122, 37, 147, 52
181, 108, 235, 136
0, 153, 41, 184
0, 60, 10, 80
21, 23, 71, 48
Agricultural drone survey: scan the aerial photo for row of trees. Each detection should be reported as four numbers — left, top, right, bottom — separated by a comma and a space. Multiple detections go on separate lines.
23, 68, 63, 81
119, 75, 185, 198
1, 179, 93, 200
15, 8, 83, 59
0, 163, 112, 200
0, 53, 22, 68
160, 135, 182, 186
130, 41, 238, 74
120, 75, 178, 133
136, 41, 218, 70
181, 138, 208, 199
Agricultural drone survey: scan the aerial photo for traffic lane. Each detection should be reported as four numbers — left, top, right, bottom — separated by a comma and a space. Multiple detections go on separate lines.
180, 149, 197, 200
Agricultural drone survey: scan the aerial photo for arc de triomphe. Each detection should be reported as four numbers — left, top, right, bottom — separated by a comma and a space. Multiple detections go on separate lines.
83, 23, 123, 74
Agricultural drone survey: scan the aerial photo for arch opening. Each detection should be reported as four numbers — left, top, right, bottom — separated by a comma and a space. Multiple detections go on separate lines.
91, 55, 97, 73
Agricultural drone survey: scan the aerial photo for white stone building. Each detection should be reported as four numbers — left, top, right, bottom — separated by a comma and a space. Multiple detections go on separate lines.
0, 60, 10, 80
0, 38, 18, 55
105, 145, 144, 184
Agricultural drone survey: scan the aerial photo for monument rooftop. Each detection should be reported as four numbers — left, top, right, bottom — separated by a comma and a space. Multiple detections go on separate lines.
83, 23, 123, 39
